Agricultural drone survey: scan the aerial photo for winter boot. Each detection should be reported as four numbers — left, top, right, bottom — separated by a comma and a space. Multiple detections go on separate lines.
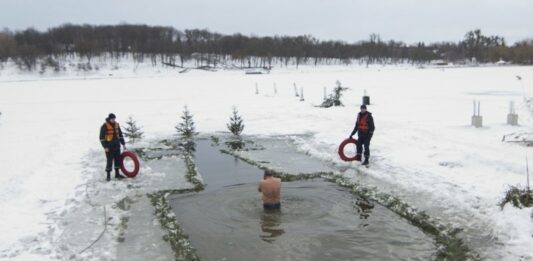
115, 169, 124, 180
355, 154, 362, 162
362, 157, 369, 166
106, 171, 111, 182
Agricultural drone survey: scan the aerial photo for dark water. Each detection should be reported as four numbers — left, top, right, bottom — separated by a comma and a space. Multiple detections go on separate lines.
168, 139, 435, 261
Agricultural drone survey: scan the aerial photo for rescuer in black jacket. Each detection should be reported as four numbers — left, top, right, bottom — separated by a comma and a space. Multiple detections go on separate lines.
99, 113, 126, 181
349, 105, 375, 165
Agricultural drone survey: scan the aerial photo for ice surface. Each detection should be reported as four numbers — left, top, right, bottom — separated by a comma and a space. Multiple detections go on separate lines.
0, 146, 191, 260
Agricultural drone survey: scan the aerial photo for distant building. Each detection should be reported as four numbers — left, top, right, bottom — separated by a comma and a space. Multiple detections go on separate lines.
496, 59, 509, 66
430, 59, 448, 66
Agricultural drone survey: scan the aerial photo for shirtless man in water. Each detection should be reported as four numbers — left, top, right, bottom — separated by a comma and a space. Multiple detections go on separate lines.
258, 169, 281, 209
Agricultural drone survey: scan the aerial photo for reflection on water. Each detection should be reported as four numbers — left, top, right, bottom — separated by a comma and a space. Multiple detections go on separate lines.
356, 199, 375, 220
260, 209, 284, 243
167, 139, 435, 260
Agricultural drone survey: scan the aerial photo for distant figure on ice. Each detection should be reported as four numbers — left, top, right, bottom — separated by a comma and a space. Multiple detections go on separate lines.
258, 169, 282, 210
349, 104, 375, 165
99, 113, 126, 181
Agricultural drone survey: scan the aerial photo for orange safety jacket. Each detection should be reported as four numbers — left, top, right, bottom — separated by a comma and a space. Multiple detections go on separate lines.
104, 122, 120, 142
357, 114, 369, 132
100, 121, 125, 149
350, 111, 375, 137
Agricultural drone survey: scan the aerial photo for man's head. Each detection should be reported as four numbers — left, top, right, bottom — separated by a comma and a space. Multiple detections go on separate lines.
360, 105, 367, 113
264, 169, 274, 179
107, 113, 116, 123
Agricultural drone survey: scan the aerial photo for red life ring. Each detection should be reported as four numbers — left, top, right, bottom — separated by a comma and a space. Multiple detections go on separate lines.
120, 151, 140, 177
338, 138, 358, 161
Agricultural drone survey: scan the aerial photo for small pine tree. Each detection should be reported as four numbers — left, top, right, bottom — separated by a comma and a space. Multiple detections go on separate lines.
124, 116, 144, 143
320, 80, 348, 108
175, 106, 198, 140
227, 107, 245, 137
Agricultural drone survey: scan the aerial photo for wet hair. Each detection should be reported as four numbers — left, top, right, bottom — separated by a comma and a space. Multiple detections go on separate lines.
108, 113, 116, 119
264, 169, 274, 176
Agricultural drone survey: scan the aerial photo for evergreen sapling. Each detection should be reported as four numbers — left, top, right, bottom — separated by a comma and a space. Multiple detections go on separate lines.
124, 116, 144, 144
175, 106, 199, 154
320, 80, 348, 108
227, 107, 245, 137
175, 106, 199, 141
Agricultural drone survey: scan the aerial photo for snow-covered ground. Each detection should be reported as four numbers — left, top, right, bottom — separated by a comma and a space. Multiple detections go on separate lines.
1, 63, 533, 260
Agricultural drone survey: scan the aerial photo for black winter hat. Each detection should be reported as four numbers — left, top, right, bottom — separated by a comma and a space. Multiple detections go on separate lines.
360, 105, 367, 109
108, 113, 116, 119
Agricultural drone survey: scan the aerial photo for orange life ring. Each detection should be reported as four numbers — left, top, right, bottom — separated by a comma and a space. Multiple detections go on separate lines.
338, 138, 358, 161
120, 151, 140, 177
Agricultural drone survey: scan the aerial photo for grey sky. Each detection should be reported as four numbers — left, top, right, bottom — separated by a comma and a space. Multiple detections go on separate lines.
1, 0, 532, 44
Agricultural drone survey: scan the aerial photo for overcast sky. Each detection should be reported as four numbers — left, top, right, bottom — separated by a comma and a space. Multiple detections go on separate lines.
1, 0, 532, 44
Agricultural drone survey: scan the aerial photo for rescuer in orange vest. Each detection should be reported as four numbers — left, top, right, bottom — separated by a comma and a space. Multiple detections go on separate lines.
99, 113, 126, 181
349, 105, 375, 165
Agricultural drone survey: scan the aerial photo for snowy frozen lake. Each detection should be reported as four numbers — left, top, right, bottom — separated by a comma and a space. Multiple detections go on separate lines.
1, 65, 533, 259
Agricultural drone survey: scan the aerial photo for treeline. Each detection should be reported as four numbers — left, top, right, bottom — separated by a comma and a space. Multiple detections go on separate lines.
0, 24, 532, 71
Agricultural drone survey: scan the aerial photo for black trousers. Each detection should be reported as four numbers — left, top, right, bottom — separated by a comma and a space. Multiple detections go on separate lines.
263, 202, 281, 210
105, 148, 121, 172
357, 133, 371, 158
